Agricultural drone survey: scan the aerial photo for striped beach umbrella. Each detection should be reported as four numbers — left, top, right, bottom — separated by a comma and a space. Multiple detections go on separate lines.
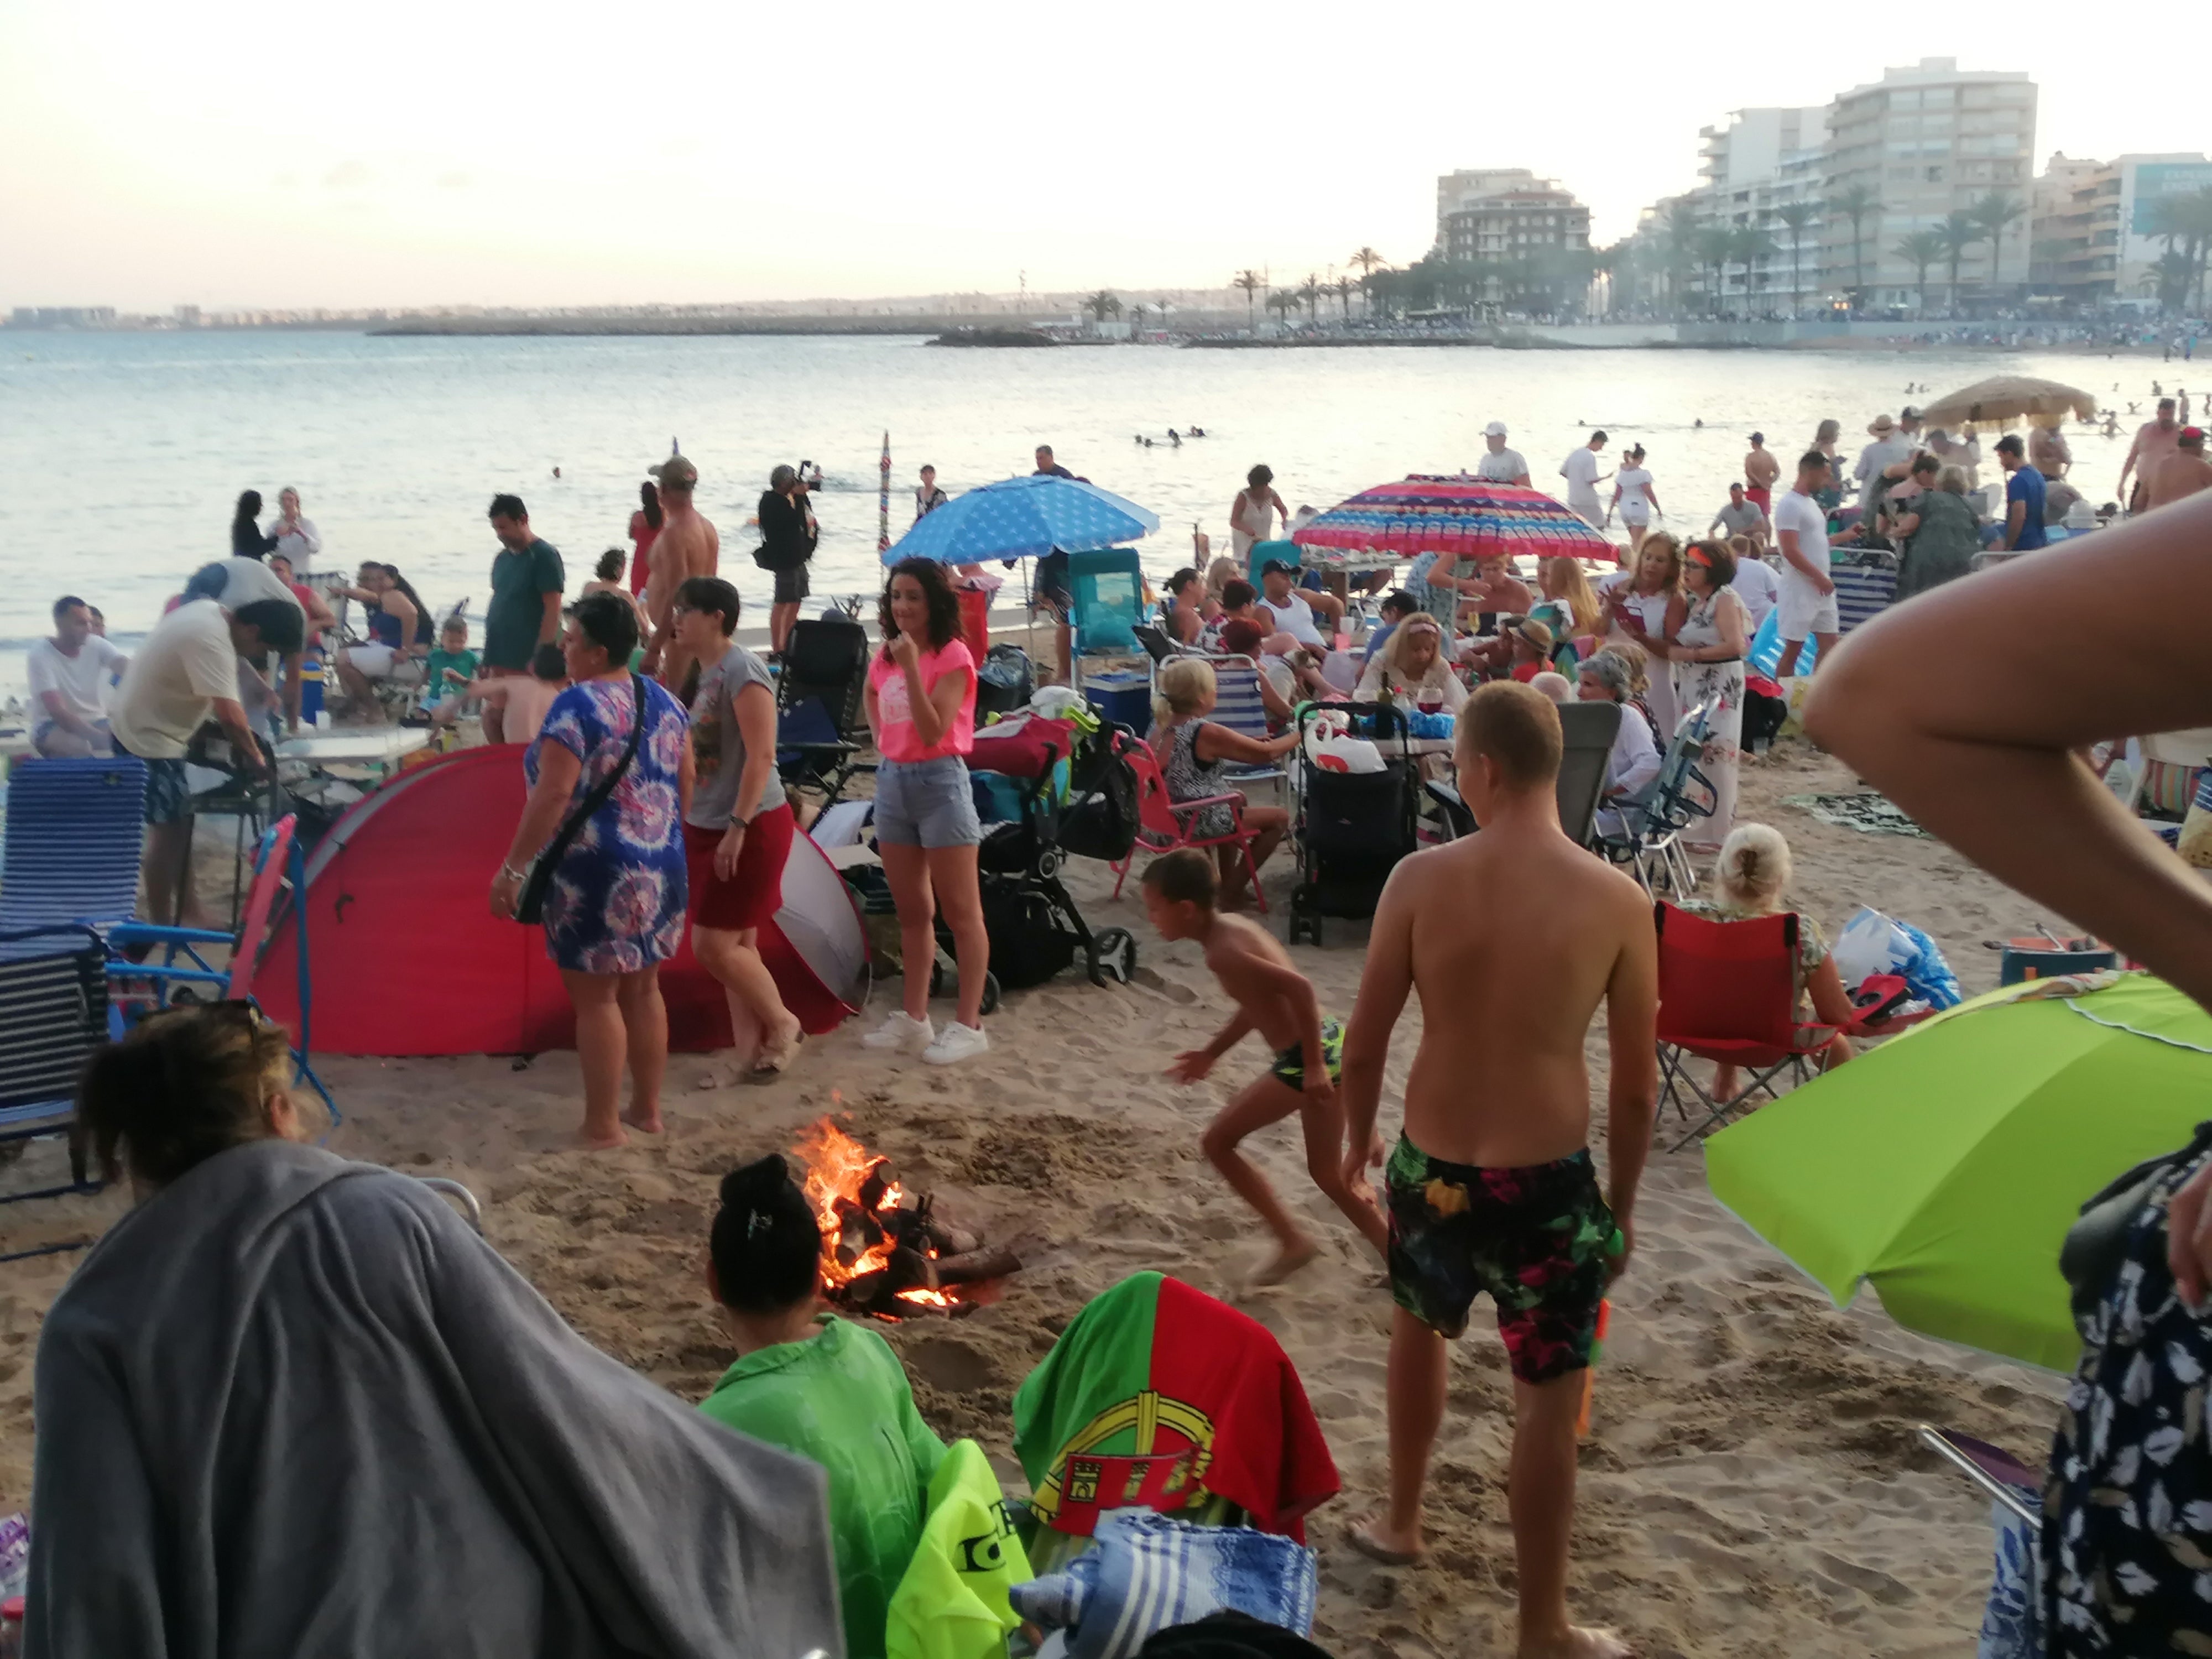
1292, 474, 1619, 564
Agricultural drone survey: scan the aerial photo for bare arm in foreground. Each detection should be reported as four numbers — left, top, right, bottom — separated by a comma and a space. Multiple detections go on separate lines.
1804, 493, 2212, 1011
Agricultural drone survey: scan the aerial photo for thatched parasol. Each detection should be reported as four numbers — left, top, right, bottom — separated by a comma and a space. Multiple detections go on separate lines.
1918, 374, 2099, 435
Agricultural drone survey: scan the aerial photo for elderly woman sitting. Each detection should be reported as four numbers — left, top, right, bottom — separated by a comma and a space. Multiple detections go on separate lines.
1890, 463, 1981, 601
1578, 648, 1661, 836
1685, 823, 1858, 1099
1355, 612, 1467, 713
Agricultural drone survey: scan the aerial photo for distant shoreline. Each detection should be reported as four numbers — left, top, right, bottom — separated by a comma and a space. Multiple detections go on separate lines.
371, 316, 967, 338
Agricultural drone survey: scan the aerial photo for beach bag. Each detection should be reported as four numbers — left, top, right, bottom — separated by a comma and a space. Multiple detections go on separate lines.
968, 714, 1078, 780
972, 879, 1079, 989
514, 675, 646, 925
1061, 731, 1142, 864
1833, 906, 1960, 1010
1742, 674, 1787, 752
977, 644, 1035, 720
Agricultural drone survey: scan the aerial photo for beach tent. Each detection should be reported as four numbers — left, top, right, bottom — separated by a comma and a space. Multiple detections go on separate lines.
249, 746, 865, 1056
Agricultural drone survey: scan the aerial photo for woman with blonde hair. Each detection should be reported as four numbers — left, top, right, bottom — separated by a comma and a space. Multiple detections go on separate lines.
1890, 463, 1981, 601
1621, 538, 1747, 850
1148, 656, 1297, 909
1595, 532, 1683, 737
1354, 613, 1467, 713
1687, 822, 1858, 1098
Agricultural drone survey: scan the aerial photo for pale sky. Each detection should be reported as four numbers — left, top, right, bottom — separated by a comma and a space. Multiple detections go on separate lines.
1, 0, 2198, 312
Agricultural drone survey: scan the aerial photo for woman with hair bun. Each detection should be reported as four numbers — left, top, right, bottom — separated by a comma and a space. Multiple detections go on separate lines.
26, 1004, 839, 1658
697, 1153, 946, 1659
1683, 823, 1859, 1099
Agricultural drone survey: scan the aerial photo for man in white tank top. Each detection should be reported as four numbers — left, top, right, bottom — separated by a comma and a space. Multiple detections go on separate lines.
1256, 559, 1327, 648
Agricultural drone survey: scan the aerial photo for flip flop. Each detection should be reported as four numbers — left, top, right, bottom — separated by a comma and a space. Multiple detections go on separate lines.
1346, 1520, 1423, 1567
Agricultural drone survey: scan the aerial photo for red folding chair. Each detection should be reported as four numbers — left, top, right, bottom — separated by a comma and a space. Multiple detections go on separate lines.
1109, 739, 1269, 912
1655, 901, 1839, 1151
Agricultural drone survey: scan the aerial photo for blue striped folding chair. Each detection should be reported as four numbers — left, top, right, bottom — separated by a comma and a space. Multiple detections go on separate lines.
0, 757, 147, 951
0, 924, 110, 1231
1194, 654, 1288, 804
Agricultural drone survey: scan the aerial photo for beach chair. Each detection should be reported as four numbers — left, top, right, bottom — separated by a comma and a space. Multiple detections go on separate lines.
2121, 727, 2212, 816
1555, 700, 1623, 849
1599, 701, 1714, 895
1109, 740, 1269, 912
1918, 1426, 2042, 1657
0, 924, 110, 1227
776, 617, 874, 809
107, 815, 337, 1124
1194, 654, 1288, 803
1653, 901, 1840, 1151
0, 757, 147, 952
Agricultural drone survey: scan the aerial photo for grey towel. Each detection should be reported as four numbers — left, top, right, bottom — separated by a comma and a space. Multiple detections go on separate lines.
26, 1140, 842, 1658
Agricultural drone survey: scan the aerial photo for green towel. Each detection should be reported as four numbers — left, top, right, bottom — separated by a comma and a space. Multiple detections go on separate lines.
886, 1439, 1031, 1659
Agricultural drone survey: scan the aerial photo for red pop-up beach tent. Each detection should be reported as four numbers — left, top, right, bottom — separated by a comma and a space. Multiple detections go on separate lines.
249, 746, 865, 1056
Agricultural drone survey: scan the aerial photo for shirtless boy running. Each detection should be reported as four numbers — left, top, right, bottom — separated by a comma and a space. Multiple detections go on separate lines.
1142, 849, 1389, 1284
1340, 681, 1658, 1659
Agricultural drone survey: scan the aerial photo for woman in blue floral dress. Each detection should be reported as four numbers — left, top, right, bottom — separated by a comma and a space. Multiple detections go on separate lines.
492, 592, 691, 1149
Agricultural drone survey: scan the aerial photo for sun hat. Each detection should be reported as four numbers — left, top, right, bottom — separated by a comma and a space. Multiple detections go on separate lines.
1867, 414, 1897, 436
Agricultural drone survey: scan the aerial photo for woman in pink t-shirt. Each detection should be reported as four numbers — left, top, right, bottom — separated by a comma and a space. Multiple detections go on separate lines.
860, 557, 992, 1066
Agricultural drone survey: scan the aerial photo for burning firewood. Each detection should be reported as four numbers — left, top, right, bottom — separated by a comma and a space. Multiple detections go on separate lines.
791, 1117, 1022, 1319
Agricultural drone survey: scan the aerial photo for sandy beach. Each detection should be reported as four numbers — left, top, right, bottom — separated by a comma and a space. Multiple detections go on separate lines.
0, 737, 2065, 1657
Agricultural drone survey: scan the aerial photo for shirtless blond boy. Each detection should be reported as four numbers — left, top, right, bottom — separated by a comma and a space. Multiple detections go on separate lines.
642, 455, 719, 687
1340, 681, 1658, 1659
1142, 849, 1387, 1284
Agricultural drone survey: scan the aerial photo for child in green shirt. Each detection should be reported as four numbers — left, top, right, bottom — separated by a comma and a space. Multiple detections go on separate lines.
697, 1155, 946, 1659
424, 617, 480, 721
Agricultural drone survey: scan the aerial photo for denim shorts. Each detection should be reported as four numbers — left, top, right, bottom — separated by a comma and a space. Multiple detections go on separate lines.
874, 755, 982, 848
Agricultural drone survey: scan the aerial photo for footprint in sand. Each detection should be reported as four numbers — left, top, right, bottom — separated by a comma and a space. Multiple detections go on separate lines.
904, 1335, 999, 1394
1131, 966, 1199, 1004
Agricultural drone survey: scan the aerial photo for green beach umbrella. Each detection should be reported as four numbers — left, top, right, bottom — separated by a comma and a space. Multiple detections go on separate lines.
1705, 973, 2212, 1371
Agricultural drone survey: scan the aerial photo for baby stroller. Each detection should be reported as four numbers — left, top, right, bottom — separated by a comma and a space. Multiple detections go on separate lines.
962, 722, 1140, 989
1287, 703, 1417, 946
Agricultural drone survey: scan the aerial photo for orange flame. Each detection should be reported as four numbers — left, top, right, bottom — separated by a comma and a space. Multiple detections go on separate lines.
791, 1118, 941, 1301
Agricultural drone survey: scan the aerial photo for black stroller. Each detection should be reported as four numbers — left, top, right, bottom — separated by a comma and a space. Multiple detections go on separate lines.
956, 723, 1141, 990
1287, 703, 1418, 945
775, 617, 873, 807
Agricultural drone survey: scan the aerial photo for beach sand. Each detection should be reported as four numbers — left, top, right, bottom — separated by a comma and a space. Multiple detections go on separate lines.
0, 738, 2065, 1657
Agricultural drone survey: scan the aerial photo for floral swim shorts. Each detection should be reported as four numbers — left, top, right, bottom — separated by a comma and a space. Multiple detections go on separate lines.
1268, 1019, 1344, 1092
1384, 1134, 1620, 1383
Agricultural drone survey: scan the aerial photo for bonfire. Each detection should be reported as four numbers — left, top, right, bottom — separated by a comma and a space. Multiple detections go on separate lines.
792, 1119, 1021, 1319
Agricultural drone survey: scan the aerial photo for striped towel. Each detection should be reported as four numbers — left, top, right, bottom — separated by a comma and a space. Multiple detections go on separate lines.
1011, 1509, 1317, 1659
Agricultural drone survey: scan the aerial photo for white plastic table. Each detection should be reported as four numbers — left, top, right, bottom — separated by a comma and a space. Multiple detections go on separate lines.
276, 728, 432, 766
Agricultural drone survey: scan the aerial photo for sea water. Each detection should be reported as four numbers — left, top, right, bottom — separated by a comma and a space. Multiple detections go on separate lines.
0, 330, 2149, 690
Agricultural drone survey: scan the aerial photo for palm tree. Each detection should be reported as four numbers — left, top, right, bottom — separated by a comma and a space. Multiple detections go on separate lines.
1298, 273, 1322, 324
1128, 301, 1147, 333
1893, 229, 1946, 315
1727, 225, 1777, 314
2144, 248, 2197, 315
1661, 202, 1701, 317
1938, 210, 1980, 312
1265, 289, 1300, 331
1829, 184, 1882, 310
1971, 192, 2027, 295
1349, 246, 1386, 281
1329, 275, 1357, 320
1232, 270, 1264, 332
1155, 296, 1173, 332
1082, 290, 1122, 327
1772, 200, 1819, 318
1692, 226, 1734, 316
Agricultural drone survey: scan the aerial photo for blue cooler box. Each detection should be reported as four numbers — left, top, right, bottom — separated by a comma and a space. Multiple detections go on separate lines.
1084, 670, 1151, 733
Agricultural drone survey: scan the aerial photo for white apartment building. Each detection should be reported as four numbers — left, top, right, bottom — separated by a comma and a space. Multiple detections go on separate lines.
1818, 58, 2038, 307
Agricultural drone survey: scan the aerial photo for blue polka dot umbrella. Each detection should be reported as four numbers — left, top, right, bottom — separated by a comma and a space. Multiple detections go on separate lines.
881, 473, 1160, 566
1293, 474, 1620, 564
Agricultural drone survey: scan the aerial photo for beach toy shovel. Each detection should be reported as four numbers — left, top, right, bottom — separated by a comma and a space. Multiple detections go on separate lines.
1575, 1299, 1611, 1438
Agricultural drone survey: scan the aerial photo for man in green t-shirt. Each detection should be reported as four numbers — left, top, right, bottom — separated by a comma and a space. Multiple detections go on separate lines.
484, 494, 565, 672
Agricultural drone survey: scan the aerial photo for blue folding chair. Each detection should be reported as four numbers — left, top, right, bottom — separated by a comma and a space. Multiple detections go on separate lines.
107, 815, 337, 1124
0, 757, 147, 952
1599, 701, 1715, 895
0, 925, 110, 1232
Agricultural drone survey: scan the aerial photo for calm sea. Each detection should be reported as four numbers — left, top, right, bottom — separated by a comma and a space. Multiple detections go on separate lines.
0, 330, 2152, 691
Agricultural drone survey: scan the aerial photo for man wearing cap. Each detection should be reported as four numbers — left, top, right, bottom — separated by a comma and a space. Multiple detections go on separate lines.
1256, 557, 1328, 649
1558, 431, 1608, 529
1899, 405, 1924, 447
641, 453, 718, 682
1475, 422, 1530, 487
2147, 427, 2212, 510
2120, 399, 2185, 513
1743, 434, 1778, 513
1854, 414, 1914, 503
1995, 436, 2048, 552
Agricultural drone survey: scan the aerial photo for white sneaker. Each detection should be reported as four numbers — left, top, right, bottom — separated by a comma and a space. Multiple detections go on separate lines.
862, 1011, 935, 1052
921, 1021, 990, 1066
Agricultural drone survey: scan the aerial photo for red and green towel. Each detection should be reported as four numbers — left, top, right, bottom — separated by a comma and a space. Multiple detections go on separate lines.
1012, 1272, 1339, 1542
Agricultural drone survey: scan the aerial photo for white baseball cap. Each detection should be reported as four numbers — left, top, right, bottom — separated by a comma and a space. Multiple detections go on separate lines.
1484, 421, 1509, 437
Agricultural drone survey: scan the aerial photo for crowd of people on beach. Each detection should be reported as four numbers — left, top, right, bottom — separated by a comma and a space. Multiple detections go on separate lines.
23, 382, 2212, 1658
